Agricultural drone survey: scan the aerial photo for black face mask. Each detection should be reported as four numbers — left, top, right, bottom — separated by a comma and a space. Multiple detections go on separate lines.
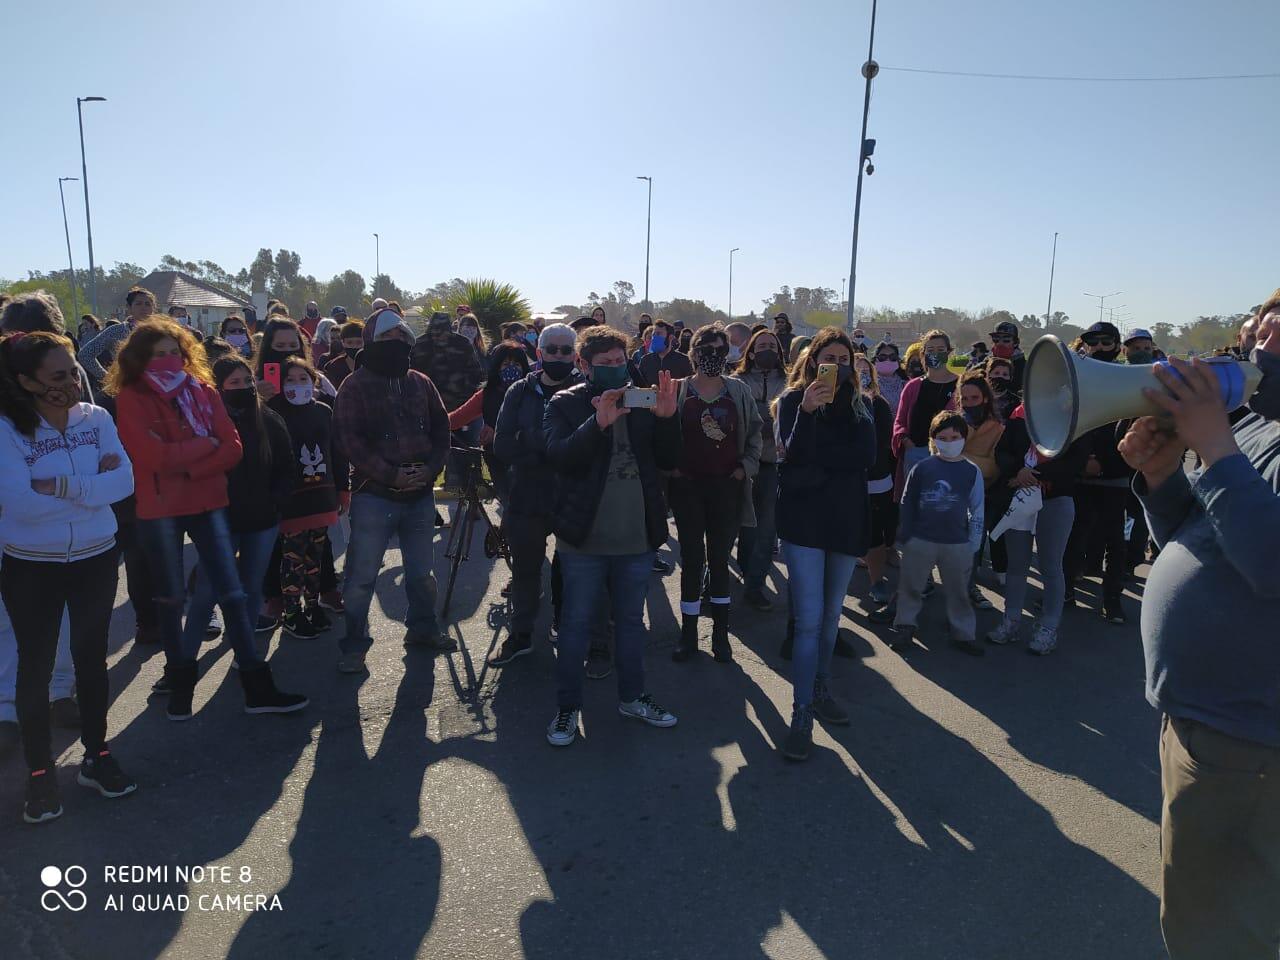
220, 387, 258, 416
345, 346, 361, 359
362, 339, 412, 378
1249, 347, 1280, 420
1091, 347, 1120, 363
753, 349, 779, 370
541, 358, 575, 382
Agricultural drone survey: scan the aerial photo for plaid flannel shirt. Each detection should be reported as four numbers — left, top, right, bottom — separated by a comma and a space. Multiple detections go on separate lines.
332, 368, 449, 488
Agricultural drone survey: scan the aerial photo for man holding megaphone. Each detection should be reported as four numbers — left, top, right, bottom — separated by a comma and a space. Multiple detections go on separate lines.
1118, 294, 1280, 958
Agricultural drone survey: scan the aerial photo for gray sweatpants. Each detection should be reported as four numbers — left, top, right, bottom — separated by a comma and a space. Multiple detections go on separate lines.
894, 539, 975, 644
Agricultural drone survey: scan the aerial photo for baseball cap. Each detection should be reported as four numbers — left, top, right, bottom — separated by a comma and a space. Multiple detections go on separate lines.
1123, 328, 1153, 344
990, 320, 1019, 338
1083, 321, 1122, 342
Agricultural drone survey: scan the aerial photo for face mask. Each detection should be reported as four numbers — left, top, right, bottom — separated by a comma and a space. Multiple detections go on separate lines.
924, 352, 945, 369
590, 363, 629, 391
1091, 347, 1120, 362
989, 378, 1009, 393
460, 326, 477, 341
875, 359, 898, 376
833, 363, 853, 385
541, 358, 574, 382
500, 364, 522, 384
345, 346, 360, 358
1249, 347, 1280, 420
727, 344, 743, 363
144, 355, 188, 396
907, 362, 924, 378
859, 372, 873, 391
284, 381, 314, 405
649, 333, 667, 354
935, 438, 966, 459
963, 406, 987, 426
35, 378, 82, 408
696, 352, 727, 377
361, 339, 412, 378
226, 332, 249, 350
305, 308, 320, 319
753, 349, 779, 370
220, 386, 257, 415
991, 342, 1016, 359
524, 331, 538, 346
1126, 349, 1153, 365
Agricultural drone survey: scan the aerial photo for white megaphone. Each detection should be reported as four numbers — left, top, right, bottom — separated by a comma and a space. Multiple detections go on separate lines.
1023, 335, 1264, 458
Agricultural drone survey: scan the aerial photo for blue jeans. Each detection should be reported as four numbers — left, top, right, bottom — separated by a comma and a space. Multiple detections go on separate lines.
556, 550, 652, 710
136, 509, 260, 668
180, 525, 278, 660
341, 491, 440, 652
738, 462, 778, 592
1002, 495, 1075, 633
781, 541, 859, 708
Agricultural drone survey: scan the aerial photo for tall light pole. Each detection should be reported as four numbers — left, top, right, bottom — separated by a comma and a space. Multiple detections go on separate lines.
841, 278, 846, 312
373, 233, 380, 289
636, 176, 652, 311
1083, 290, 1123, 324
77, 96, 107, 315
728, 248, 740, 322
845, 0, 879, 330
1044, 232, 1059, 326
58, 177, 81, 323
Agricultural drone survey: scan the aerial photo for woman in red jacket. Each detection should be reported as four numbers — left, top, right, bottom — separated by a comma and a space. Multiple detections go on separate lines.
106, 319, 307, 720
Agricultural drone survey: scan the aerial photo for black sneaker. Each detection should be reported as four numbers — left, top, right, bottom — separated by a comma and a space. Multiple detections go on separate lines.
812, 680, 850, 726
204, 608, 223, 640
743, 588, 774, 612
23, 769, 62, 824
282, 610, 319, 640
889, 625, 915, 652
488, 633, 533, 667
951, 636, 986, 657
255, 614, 280, 634
1102, 600, 1127, 625
781, 705, 814, 761
868, 601, 897, 624
150, 671, 172, 697
77, 750, 137, 799
586, 643, 612, 680
306, 606, 333, 633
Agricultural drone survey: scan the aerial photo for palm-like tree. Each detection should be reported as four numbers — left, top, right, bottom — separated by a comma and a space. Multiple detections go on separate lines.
449, 279, 530, 344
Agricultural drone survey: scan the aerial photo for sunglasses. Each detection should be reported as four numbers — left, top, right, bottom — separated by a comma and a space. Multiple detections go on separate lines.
542, 344, 574, 357
990, 335, 1014, 344
875, 355, 897, 362
1084, 337, 1116, 347
695, 346, 728, 358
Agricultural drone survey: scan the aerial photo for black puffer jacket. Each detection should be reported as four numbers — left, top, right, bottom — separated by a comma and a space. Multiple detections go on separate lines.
492, 370, 582, 518
543, 381, 682, 549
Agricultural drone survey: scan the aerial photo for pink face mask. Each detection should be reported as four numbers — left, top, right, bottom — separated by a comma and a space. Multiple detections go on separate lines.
875, 359, 899, 376
143, 355, 188, 397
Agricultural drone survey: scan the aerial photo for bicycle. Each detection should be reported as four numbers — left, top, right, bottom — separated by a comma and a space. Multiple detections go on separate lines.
440, 445, 510, 618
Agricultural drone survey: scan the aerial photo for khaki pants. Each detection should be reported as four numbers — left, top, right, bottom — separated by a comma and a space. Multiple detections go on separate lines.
893, 539, 974, 643
1160, 714, 1280, 959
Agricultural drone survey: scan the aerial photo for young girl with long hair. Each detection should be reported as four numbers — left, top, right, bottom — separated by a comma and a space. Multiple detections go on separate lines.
773, 327, 876, 761
0, 332, 137, 823
108, 319, 307, 719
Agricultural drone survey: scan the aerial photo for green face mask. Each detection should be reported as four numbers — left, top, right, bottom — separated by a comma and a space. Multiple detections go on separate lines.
590, 363, 629, 390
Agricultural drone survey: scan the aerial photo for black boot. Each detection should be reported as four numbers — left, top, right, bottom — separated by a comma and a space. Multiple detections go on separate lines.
710, 604, 732, 663
239, 663, 309, 714
780, 617, 795, 660
672, 614, 699, 662
166, 661, 199, 722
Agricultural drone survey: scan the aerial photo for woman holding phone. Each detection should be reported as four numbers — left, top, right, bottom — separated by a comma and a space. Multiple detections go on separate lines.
773, 327, 876, 761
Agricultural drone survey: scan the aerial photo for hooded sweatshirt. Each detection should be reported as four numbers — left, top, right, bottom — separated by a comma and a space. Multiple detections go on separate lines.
0, 404, 134, 562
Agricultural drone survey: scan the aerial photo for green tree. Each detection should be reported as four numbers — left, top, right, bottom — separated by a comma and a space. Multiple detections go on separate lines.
449, 279, 530, 343
325, 271, 367, 314
371, 274, 405, 304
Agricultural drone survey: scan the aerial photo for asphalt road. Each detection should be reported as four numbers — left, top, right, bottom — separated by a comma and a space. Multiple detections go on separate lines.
0, 513, 1164, 960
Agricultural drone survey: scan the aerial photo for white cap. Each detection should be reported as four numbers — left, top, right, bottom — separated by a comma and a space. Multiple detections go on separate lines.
370, 309, 414, 342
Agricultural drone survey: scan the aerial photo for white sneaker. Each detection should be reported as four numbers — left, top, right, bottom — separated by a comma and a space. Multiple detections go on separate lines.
546, 708, 580, 747
1028, 624, 1058, 656
618, 694, 678, 728
986, 618, 1021, 645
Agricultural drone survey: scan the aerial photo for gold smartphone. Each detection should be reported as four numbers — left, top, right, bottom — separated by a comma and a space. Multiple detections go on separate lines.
816, 363, 838, 399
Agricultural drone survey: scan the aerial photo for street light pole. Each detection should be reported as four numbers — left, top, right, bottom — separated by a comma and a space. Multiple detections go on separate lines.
58, 177, 81, 323
845, 0, 879, 330
76, 96, 107, 315
636, 176, 652, 311
1083, 290, 1124, 324
1044, 232, 1058, 326
728, 248, 740, 322
373, 233, 379, 289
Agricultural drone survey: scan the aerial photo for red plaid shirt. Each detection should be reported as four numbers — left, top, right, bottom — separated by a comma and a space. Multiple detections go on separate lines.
333, 368, 449, 487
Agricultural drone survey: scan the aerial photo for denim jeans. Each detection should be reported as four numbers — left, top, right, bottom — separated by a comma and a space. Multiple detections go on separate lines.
781, 541, 858, 708
136, 509, 260, 668
341, 491, 440, 652
1002, 495, 1075, 632
181, 525, 278, 660
0, 594, 74, 724
738, 461, 778, 592
556, 550, 652, 710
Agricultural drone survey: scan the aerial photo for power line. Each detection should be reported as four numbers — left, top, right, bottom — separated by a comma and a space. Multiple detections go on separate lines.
882, 65, 1280, 83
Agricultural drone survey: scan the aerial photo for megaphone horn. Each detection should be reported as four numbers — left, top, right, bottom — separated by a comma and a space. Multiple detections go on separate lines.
1023, 335, 1263, 458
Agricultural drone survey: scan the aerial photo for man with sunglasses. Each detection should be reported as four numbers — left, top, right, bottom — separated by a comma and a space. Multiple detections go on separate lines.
988, 320, 1025, 392
489, 324, 583, 666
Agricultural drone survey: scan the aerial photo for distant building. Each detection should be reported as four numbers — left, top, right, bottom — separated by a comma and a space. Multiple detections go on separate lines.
138, 270, 253, 336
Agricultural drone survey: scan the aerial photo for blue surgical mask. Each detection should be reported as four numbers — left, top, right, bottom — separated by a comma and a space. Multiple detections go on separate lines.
649, 333, 667, 353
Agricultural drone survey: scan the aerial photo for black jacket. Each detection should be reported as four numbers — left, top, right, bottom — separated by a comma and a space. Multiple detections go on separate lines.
493, 370, 583, 517
1080, 420, 1135, 482
635, 349, 693, 387
267, 397, 349, 521
226, 406, 294, 533
774, 387, 878, 555
868, 394, 895, 484
543, 381, 682, 550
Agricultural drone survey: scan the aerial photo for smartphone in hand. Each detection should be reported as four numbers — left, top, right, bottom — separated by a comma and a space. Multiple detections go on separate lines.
816, 363, 837, 399
263, 362, 281, 394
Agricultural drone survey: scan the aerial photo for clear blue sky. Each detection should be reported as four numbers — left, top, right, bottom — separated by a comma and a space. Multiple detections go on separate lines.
3, 0, 1277, 328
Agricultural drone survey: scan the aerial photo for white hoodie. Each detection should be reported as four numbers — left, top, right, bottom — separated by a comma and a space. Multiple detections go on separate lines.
0, 403, 134, 562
